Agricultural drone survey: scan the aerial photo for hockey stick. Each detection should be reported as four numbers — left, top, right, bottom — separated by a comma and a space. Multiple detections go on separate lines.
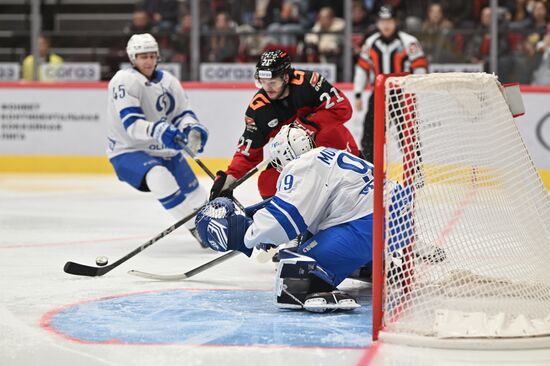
128, 250, 241, 281
178, 142, 246, 211
63, 158, 269, 277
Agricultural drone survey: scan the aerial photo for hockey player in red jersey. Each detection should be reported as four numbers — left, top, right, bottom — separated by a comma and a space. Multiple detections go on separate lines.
210, 49, 360, 199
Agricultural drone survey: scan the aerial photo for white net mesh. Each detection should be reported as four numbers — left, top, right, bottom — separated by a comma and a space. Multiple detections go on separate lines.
380, 73, 550, 343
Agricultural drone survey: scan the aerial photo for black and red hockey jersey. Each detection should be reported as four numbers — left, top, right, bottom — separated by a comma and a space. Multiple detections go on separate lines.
226, 69, 359, 197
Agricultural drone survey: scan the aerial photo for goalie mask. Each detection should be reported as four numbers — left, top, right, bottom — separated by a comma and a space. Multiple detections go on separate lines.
269, 124, 315, 172
126, 33, 159, 65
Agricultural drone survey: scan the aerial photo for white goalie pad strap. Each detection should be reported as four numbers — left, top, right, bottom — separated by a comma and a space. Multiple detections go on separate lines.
503, 83, 525, 118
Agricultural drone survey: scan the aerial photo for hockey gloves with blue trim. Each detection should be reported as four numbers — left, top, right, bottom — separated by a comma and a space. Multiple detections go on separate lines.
149, 120, 186, 150
195, 197, 253, 256
180, 122, 209, 154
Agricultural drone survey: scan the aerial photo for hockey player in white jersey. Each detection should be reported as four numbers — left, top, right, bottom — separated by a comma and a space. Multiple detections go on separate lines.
195, 124, 413, 312
107, 33, 209, 245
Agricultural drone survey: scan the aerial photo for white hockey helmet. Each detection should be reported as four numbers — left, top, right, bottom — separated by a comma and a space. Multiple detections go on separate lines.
269, 123, 315, 172
126, 33, 159, 64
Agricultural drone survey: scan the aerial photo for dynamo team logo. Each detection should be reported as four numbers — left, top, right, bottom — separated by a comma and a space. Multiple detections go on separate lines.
156, 91, 175, 115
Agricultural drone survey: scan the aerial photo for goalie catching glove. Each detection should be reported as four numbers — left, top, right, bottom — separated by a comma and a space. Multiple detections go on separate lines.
195, 197, 253, 256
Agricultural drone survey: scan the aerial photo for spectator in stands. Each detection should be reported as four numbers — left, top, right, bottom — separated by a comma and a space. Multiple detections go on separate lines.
124, 8, 153, 35
532, 25, 550, 84
266, 0, 309, 47
171, 14, 193, 80
141, 0, 179, 32
520, 1, 549, 82
251, 0, 283, 29
304, 6, 345, 66
465, 6, 513, 81
352, 1, 376, 34
422, 3, 453, 33
208, 12, 240, 62
508, 0, 532, 30
400, 0, 432, 28
439, 0, 474, 28
524, 0, 549, 55
420, 2, 455, 63
22, 35, 63, 81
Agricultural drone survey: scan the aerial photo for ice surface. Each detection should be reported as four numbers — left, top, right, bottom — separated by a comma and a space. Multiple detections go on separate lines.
0, 174, 369, 366
1, 174, 549, 366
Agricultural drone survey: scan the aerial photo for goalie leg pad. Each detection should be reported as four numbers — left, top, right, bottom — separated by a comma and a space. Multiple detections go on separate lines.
303, 290, 361, 313
274, 254, 319, 309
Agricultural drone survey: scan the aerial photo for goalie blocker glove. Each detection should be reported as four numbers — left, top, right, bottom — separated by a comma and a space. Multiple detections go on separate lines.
195, 197, 253, 256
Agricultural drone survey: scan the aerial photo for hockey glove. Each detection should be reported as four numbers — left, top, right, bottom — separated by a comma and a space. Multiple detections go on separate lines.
195, 197, 253, 256
181, 122, 209, 154
294, 116, 320, 136
209, 171, 237, 200
150, 120, 185, 150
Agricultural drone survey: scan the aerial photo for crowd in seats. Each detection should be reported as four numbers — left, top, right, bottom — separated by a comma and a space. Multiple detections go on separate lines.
3, 0, 550, 83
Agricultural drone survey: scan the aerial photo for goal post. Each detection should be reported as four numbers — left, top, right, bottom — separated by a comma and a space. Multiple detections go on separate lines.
372, 72, 550, 349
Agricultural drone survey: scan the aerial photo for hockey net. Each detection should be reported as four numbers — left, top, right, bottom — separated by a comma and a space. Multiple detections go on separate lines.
372, 73, 550, 349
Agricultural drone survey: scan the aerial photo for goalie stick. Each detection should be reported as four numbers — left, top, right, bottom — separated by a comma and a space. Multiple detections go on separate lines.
63, 158, 269, 277
128, 250, 240, 280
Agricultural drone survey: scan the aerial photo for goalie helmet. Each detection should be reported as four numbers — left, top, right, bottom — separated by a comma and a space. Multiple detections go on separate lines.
255, 49, 291, 80
126, 33, 159, 64
269, 124, 315, 172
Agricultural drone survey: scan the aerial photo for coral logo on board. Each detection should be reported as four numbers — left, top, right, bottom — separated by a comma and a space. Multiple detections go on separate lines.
537, 113, 550, 152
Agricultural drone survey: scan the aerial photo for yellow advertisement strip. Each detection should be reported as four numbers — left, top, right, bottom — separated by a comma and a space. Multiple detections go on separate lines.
1, 155, 549, 191
0, 155, 232, 177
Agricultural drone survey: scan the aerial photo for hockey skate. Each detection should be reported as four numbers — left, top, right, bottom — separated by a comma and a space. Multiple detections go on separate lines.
303, 290, 361, 313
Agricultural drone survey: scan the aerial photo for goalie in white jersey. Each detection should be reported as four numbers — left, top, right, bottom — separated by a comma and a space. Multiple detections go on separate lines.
107, 33, 209, 245
195, 124, 412, 312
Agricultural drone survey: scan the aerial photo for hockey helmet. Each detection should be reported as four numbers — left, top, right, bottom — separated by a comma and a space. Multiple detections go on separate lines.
255, 50, 291, 80
378, 5, 396, 20
269, 124, 315, 172
126, 33, 159, 64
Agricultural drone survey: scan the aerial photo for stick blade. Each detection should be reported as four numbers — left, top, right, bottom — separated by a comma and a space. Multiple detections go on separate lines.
63, 261, 103, 277
127, 270, 188, 281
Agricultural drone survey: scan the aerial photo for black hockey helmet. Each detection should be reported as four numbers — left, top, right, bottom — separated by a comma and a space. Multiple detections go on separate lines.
255, 49, 291, 80
378, 5, 396, 20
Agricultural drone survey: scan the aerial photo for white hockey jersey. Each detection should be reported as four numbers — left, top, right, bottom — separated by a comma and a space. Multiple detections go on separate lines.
244, 148, 374, 249
107, 68, 199, 158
